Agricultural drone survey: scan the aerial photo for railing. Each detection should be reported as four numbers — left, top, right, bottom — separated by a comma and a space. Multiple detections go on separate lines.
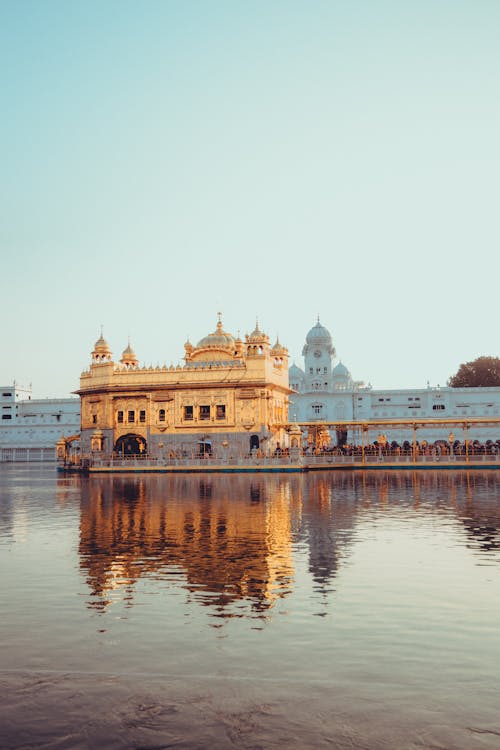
59, 449, 500, 471
306, 452, 500, 466
88, 453, 303, 469
1, 447, 56, 463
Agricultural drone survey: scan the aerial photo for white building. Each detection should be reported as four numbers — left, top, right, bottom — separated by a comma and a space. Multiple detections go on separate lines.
289, 319, 500, 445
0, 383, 80, 462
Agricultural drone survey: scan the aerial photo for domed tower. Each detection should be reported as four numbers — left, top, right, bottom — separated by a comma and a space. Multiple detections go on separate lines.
91, 330, 112, 364
246, 320, 270, 357
271, 336, 288, 368
302, 317, 335, 391
332, 361, 353, 390
120, 339, 138, 368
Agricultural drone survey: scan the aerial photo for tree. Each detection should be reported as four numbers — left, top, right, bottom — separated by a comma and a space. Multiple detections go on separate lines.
448, 356, 500, 387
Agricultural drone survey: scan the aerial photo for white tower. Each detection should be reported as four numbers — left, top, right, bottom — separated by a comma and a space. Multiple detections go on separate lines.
301, 317, 335, 392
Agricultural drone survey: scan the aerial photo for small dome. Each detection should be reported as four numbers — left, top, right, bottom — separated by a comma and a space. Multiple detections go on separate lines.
122, 342, 136, 358
247, 319, 269, 343
271, 336, 287, 354
120, 339, 138, 366
196, 315, 235, 349
332, 361, 349, 377
306, 317, 332, 346
92, 329, 112, 362
289, 363, 305, 378
94, 333, 111, 353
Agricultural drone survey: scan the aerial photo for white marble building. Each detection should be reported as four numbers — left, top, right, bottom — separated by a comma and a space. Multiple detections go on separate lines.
289, 319, 500, 445
0, 383, 80, 461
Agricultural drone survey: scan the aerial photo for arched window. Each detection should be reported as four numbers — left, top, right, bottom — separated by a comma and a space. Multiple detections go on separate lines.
159, 409, 165, 422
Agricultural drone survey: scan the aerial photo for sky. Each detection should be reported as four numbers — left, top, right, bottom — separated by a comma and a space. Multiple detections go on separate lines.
1, 0, 499, 398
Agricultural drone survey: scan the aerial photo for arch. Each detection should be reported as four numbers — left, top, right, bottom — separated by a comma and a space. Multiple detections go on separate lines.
250, 434, 260, 451
198, 440, 212, 457
115, 433, 147, 456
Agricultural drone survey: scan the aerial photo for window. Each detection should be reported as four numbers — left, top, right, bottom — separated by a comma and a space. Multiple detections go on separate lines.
158, 409, 165, 422
2, 392, 12, 397
128, 410, 135, 422
184, 405, 193, 420
432, 404, 445, 411
216, 404, 226, 420
92, 415, 97, 424
309, 368, 313, 374
199, 405, 210, 420
312, 404, 323, 414
139, 410, 146, 423
117, 410, 124, 423
2, 414, 12, 420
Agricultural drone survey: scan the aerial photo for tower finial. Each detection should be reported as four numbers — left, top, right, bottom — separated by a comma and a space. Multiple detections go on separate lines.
217, 311, 223, 331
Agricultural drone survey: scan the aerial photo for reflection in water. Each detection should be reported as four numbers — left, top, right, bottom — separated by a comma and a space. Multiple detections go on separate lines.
79, 475, 297, 617
77, 470, 500, 618
2, 466, 500, 749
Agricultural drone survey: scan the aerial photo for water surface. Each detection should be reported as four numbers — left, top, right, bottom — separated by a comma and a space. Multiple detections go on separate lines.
1, 465, 500, 748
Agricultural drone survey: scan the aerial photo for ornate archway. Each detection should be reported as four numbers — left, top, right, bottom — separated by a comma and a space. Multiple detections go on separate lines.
115, 433, 147, 456
250, 434, 260, 451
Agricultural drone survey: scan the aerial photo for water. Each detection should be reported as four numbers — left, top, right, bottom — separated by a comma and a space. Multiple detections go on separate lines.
1, 464, 500, 749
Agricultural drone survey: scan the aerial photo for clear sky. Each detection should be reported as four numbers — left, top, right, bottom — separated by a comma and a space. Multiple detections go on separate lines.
1, 0, 499, 397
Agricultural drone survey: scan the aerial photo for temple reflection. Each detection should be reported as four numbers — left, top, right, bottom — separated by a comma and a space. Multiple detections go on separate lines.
75, 470, 500, 617
78, 474, 299, 616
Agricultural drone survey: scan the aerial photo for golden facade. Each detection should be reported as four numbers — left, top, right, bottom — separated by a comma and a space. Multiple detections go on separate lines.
77, 316, 291, 458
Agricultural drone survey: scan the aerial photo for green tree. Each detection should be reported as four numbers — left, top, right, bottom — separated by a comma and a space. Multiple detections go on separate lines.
448, 356, 500, 387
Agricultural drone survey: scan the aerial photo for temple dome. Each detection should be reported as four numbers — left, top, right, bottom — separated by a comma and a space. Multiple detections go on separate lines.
332, 361, 349, 377
271, 336, 287, 355
196, 316, 235, 349
289, 363, 305, 378
92, 330, 112, 362
306, 317, 332, 346
121, 339, 138, 366
122, 342, 136, 358
94, 334, 111, 353
247, 320, 269, 343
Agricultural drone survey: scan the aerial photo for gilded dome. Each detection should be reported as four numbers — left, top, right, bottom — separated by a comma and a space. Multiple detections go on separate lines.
94, 333, 111, 353
247, 320, 269, 343
196, 316, 235, 349
122, 342, 136, 358
121, 339, 138, 365
271, 336, 287, 354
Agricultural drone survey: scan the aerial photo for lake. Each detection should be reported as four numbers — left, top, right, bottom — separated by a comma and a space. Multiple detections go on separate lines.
1, 464, 500, 749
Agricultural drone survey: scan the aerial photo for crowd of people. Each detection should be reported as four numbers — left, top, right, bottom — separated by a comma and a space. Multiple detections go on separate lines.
305, 439, 500, 458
